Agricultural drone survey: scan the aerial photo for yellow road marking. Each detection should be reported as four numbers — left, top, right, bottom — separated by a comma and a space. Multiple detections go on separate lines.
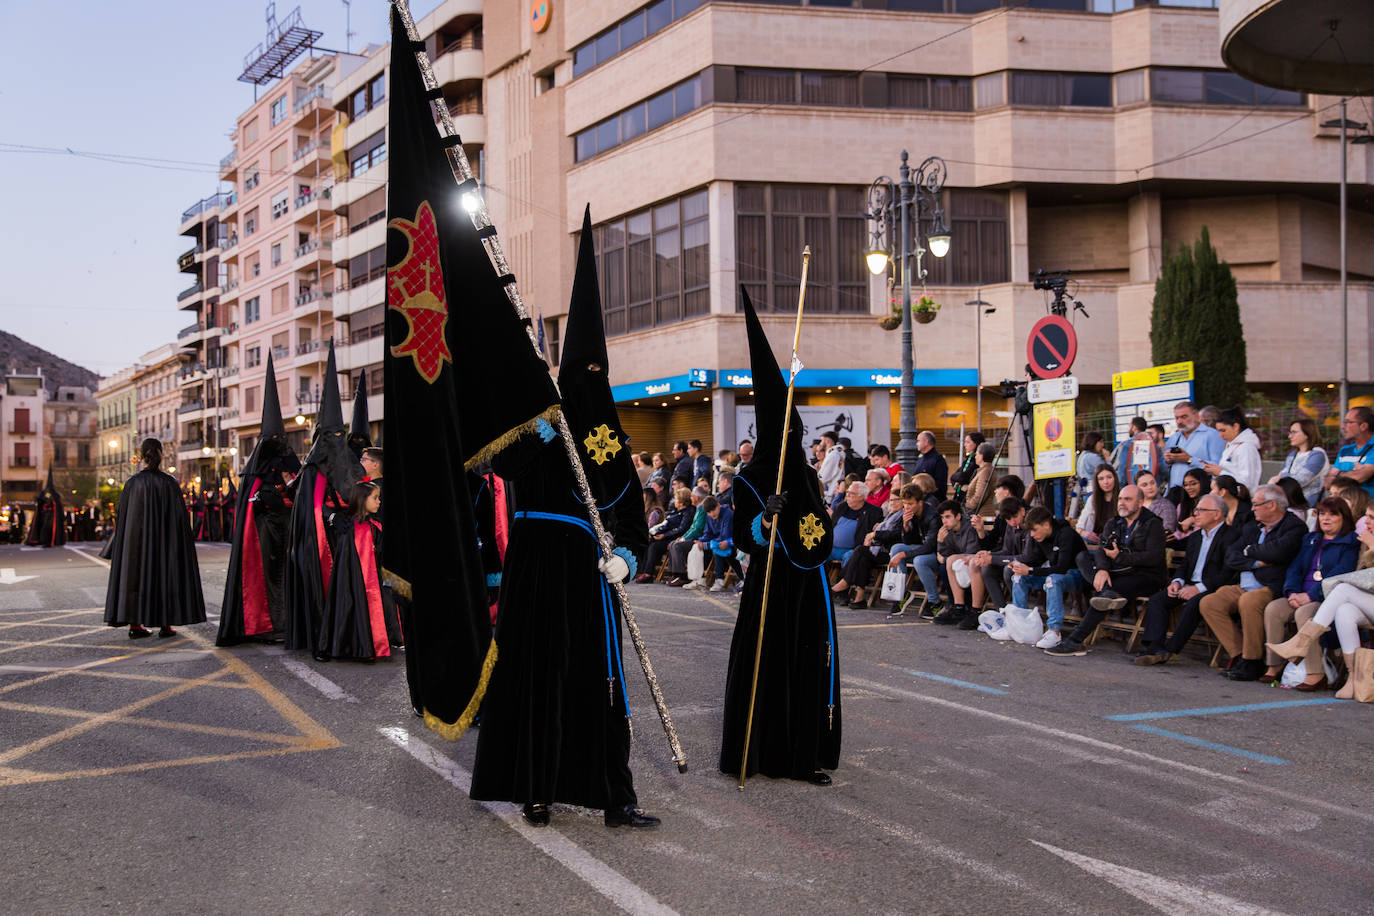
0, 743, 337, 787
0, 626, 116, 656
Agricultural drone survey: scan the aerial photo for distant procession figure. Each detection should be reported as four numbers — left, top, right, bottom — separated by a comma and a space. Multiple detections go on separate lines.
103, 439, 206, 639
315, 480, 400, 661
25, 470, 65, 548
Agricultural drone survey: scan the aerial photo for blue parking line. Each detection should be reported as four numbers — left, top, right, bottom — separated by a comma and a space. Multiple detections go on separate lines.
1129, 724, 1288, 765
1105, 698, 1335, 722
901, 669, 1008, 696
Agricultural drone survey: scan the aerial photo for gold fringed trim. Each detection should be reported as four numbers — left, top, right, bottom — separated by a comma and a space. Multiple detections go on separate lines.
381, 567, 413, 600
422, 638, 498, 741
464, 405, 562, 471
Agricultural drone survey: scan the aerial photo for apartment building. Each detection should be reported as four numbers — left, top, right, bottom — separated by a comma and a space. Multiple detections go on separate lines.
43, 385, 97, 499
96, 368, 136, 489
476, 0, 1374, 456
132, 344, 188, 476
328, 0, 486, 434
1, 373, 45, 501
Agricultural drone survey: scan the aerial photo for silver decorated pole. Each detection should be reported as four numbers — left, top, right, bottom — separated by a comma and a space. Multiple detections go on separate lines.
392, 0, 686, 772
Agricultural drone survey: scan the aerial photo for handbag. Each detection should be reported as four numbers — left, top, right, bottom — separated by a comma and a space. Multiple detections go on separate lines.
686, 542, 705, 581
1320, 565, 1374, 598
880, 567, 905, 601
1352, 647, 1374, 704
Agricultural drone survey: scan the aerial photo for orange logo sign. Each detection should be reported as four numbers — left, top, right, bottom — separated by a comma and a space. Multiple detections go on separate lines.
530, 0, 550, 33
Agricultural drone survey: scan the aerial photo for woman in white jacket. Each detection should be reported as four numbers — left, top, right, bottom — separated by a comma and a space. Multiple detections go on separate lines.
1203, 407, 1262, 493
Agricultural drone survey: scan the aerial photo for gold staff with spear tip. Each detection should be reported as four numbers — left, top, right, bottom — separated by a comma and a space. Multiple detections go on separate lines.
739, 245, 811, 790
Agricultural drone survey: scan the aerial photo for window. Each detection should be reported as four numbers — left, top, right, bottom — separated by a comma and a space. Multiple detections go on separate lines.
78, 442, 91, 465
244, 297, 261, 324
270, 142, 287, 173
245, 386, 259, 413
1151, 69, 1303, 106
246, 253, 260, 277
347, 245, 388, 288
887, 74, 973, 111
245, 207, 259, 236
923, 189, 1010, 286
543, 318, 561, 366
347, 304, 386, 342
1010, 71, 1111, 107
270, 95, 287, 126
271, 284, 289, 315
243, 117, 259, 147
974, 73, 1004, 109
350, 74, 387, 119
348, 130, 387, 177
1114, 70, 1146, 105
245, 346, 261, 368
271, 191, 289, 220
573, 0, 706, 77
244, 163, 261, 191
595, 189, 708, 336
369, 74, 385, 106
270, 242, 283, 267
736, 184, 867, 314
574, 74, 703, 162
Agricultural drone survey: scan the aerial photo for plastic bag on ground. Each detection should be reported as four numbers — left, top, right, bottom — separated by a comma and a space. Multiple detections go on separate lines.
1003, 604, 1044, 645
977, 609, 1011, 640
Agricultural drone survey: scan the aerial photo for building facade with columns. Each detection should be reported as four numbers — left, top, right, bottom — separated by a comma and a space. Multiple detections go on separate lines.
475, 0, 1373, 459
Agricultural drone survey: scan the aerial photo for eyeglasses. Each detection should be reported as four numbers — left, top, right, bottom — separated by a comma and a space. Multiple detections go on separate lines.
1252, 499, 1272, 508
1195, 507, 1221, 514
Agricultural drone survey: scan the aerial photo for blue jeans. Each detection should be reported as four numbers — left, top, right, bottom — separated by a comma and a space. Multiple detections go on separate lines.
830, 545, 856, 564
887, 543, 920, 572
1012, 570, 1086, 632
914, 553, 944, 603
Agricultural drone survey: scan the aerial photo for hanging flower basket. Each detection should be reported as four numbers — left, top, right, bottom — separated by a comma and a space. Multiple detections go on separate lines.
913, 295, 941, 325
878, 313, 902, 331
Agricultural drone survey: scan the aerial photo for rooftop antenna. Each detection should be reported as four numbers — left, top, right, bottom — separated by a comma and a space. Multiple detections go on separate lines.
341, 0, 356, 53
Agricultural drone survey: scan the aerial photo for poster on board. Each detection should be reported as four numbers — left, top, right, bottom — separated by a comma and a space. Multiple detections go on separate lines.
735, 404, 868, 456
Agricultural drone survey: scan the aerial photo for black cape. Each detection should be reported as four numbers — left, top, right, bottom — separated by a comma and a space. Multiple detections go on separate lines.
217, 447, 298, 646
103, 469, 207, 628
719, 288, 841, 780
470, 432, 647, 810
317, 515, 400, 660
284, 446, 355, 651
26, 485, 65, 548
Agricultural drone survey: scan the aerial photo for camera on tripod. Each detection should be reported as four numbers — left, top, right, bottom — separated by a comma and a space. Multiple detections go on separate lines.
1033, 268, 1089, 318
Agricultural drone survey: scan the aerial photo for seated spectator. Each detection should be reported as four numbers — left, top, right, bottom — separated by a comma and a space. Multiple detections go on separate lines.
868, 443, 903, 479
1116, 416, 1162, 485
1136, 494, 1237, 666
911, 500, 977, 625
1010, 506, 1088, 650
1077, 431, 1109, 495
1334, 482, 1371, 527
1324, 406, 1374, 499
909, 431, 948, 499
936, 502, 995, 629
969, 497, 1027, 609
1076, 463, 1120, 546
663, 486, 710, 586
1172, 467, 1211, 538
1270, 523, 1374, 699
996, 474, 1026, 501
689, 439, 712, 485
967, 474, 1024, 560
1270, 418, 1328, 508
643, 487, 665, 529
910, 473, 941, 517
696, 475, 712, 495
1202, 407, 1263, 494
637, 489, 695, 583
635, 451, 653, 487
1260, 497, 1358, 687
961, 442, 998, 518
671, 440, 693, 484
671, 474, 693, 497
1048, 484, 1167, 657
716, 468, 735, 511
1135, 470, 1178, 535
835, 482, 907, 609
865, 467, 892, 507
648, 477, 670, 514
1164, 400, 1225, 498
648, 452, 670, 486
1199, 484, 1307, 680
827, 481, 883, 568
736, 439, 754, 470
1211, 474, 1253, 527
1275, 476, 1313, 528
949, 432, 986, 502
865, 483, 934, 615
685, 496, 740, 593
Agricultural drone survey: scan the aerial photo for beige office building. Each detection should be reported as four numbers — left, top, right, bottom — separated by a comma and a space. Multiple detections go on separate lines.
476, 0, 1374, 456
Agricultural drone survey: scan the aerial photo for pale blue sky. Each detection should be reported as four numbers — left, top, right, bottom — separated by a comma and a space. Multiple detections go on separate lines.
0, 1, 439, 378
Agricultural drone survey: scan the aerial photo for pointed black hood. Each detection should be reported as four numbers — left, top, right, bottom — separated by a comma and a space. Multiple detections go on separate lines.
316, 340, 344, 433
736, 287, 832, 568
558, 205, 638, 509
301, 339, 358, 496
348, 370, 371, 457
39, 468, 58, 502
260, 351, 286, 439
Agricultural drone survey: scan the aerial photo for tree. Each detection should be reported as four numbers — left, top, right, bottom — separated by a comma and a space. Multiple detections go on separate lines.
1150, 225, 1247, 408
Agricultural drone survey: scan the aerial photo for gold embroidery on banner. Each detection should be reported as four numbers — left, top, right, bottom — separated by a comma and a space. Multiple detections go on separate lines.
582, 423, 622, 465
799, 512, 825, 550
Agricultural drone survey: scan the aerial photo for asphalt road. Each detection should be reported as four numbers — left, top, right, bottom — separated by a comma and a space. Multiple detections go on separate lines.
1, 541, 1371, 915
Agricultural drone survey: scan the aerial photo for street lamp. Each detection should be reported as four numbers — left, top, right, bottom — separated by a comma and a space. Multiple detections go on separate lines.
1319, 101, 1373, 423
866, 150, 951, 467
964, 291, 996, 431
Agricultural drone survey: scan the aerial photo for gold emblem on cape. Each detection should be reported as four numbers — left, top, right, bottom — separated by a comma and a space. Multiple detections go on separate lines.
799, 512, 825, 549
583, 424, 622, 465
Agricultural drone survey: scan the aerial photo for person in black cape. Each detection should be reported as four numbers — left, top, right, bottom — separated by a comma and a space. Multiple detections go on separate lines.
25, 470, 66, 548
203, 484, 223, 541
720, 288, 841, 786
316, 480, 400, 660
219, 480, 237, 542
471, 206, 658, 830
286, 342, 359, 654
217, 354, 301, 646
104, 439, 206, 638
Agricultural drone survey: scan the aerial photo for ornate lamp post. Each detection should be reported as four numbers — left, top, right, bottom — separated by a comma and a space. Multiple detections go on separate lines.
866, 151, 951, 467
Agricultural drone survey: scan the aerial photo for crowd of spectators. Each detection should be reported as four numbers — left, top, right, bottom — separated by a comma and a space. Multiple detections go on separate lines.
623, 402, 1374, 696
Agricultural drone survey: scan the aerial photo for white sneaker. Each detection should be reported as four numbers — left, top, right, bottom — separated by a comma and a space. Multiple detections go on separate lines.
683, 579, 705, 590
708, 580, 726, 592
1034, 630, 1061, 649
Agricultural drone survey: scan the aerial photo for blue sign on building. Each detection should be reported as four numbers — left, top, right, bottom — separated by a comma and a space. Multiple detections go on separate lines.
612, 367, 977, 402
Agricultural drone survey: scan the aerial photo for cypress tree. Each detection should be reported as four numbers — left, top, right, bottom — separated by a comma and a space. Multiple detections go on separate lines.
1150, 226, 1246, 407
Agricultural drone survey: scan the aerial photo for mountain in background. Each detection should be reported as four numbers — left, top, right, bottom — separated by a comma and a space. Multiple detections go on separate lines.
0, 330, 100, 394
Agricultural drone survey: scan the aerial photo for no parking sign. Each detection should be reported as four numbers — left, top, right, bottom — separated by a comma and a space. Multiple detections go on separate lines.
1033, 399, 1075, 479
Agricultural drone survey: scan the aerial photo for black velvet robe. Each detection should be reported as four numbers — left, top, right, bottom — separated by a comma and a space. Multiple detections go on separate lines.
103, 469, 206, 629
26, 494, 65, 547
202, 490, 223, 541
719, 471, 842, 781
316, 515, 400, 660
284, 430, 358, 651
216, 456, 295, 646
470, 434, 647, 811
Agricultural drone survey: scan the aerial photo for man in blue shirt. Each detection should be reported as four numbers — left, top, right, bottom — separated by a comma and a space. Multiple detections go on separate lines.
1326, 406, 1374, 499
1163, 401, 1223, 491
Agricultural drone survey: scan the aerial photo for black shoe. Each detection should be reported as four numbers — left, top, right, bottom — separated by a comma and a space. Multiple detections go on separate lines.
806, 771, 833, 786
604, 805, 660, 828
128, 626, 152, 639
523, 803, 550, 827
1089, 590, 1128, 612
918, 598, 942, 620
1219, 655, 1241, 676
933, 606, 962, 626
1044, 639, 1087, 657
957, 610, 981, 630
1224, 658, 1265, 682
157, 627, 176, 639
886, 601, 905, 618
1134, 650, 1174, 666
313, 651, 331, 662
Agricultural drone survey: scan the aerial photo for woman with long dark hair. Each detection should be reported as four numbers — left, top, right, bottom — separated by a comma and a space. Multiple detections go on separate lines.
1075, 463, 1119, 546
315, 480, 399, 661
103, 439, 206, 639
1211, 474, 1253, 527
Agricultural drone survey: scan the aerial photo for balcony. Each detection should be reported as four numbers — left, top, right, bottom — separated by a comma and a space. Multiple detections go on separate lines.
293, 84, 332, 125
271, 346, 291, 362
292, 186, 332, 221
178, 244, 202, 272
7, 423, 37, 435
180, 191, 232, 228
8, 459, 35, 469
177, 281, 203, 303
177, 322, 204, 341
177, 400, 205, 416
219, 148, 238, 180
221, 235, 239, 253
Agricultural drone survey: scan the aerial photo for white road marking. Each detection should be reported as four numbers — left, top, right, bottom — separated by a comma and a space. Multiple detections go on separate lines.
379, 726, 677, 916
1032, 841, 1291, 916
280, 657, 358, 703
845, 675, 1374, 826
65, 545, 109, 569
0, 568, 37, 585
